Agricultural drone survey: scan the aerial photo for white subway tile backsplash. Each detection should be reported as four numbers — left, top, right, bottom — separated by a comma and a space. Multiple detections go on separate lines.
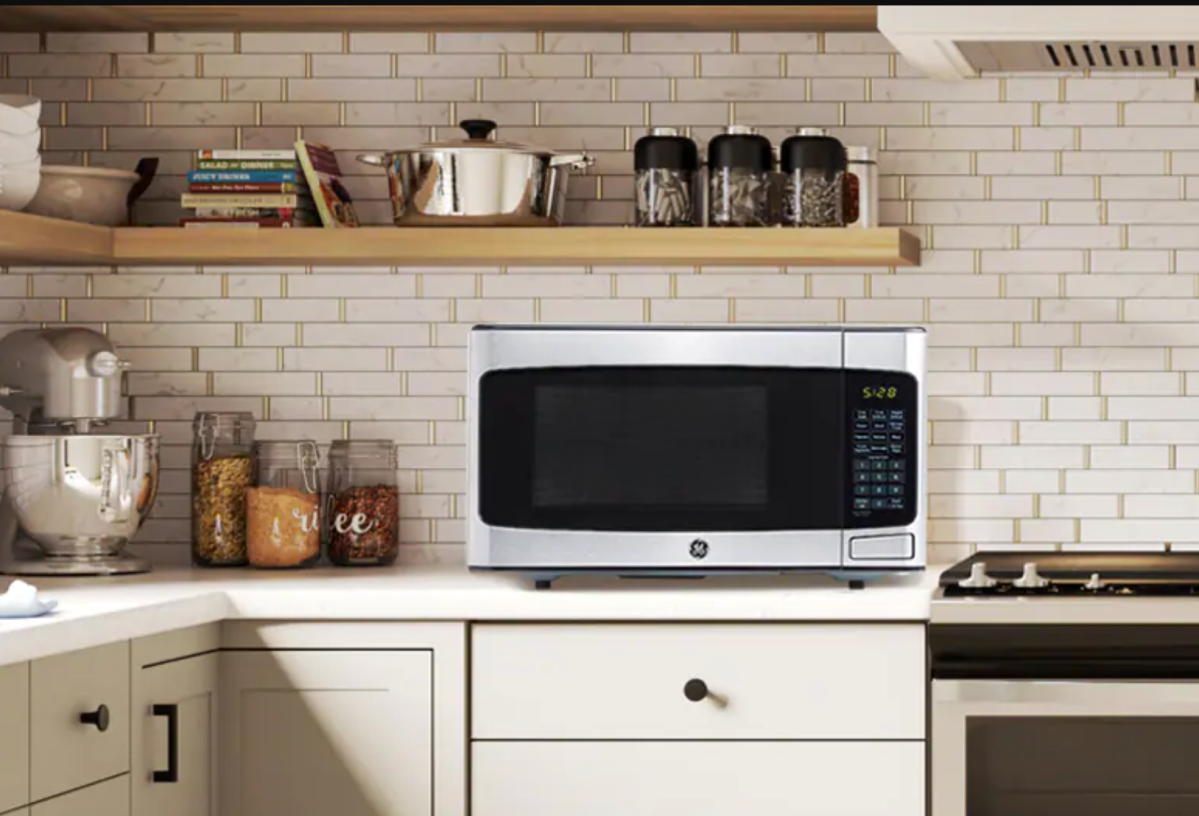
23, 28, 1199, 559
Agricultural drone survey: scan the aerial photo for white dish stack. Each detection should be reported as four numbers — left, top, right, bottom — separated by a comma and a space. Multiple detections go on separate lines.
0, 95, 42, 212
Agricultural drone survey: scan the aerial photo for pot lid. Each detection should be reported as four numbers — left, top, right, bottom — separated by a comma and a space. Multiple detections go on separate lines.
410, 119, 553, 155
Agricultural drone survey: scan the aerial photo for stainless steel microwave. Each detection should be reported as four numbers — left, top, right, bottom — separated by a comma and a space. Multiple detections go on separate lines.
467, 325, 926, 584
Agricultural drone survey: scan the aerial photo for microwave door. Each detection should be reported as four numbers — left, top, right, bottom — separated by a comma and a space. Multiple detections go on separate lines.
474, 365, 847, 570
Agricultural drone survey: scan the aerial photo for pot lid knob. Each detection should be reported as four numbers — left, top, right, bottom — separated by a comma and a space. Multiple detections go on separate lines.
460, 119, 498, 141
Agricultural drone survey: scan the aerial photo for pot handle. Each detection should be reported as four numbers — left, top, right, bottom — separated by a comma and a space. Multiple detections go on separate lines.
356, 154, 386, 167
550, 153, 595, 170
125, 157, 158, 225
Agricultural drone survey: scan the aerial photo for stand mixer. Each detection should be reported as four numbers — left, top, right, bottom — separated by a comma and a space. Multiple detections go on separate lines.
0, 327, 160, 575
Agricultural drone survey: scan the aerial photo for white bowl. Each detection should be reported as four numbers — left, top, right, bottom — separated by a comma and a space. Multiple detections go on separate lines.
0, 95, 40, 136
23, 165, 140, 226
0, 133, 40, 165
0, 168, 41, 211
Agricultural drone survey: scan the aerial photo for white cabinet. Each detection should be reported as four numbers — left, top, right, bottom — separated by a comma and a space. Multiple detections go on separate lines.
219, 622, 466, 816
29, 776, 128, 816
0, 662, 29, 814
472, 622, 927, 816
132, 624, 220, 816
474, 623, 926, 739
474, 741, 926, 816
30, 642, 130, 802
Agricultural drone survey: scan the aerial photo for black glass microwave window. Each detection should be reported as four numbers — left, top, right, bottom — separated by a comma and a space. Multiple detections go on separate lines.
478, 366, 851, 532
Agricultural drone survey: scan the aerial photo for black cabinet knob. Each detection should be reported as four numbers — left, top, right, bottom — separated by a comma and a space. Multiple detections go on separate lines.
683, 678, 709, 702
80, 704, 110, 732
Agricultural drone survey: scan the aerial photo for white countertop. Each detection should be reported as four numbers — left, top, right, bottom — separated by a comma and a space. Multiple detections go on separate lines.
0, 565, 940, 666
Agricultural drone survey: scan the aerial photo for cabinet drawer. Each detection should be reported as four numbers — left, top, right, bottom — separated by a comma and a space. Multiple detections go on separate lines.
473, 742, 925, 816
0, 662, 29, 814
30, 775, 128, 816
472, 624, 925, 739
30, 642, 130, 801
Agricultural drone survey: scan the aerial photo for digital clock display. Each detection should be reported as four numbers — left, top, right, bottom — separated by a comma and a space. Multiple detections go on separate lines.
862, 386, 899, 400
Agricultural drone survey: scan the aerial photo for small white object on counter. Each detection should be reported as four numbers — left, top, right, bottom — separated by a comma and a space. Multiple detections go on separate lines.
0, 579, 57, 618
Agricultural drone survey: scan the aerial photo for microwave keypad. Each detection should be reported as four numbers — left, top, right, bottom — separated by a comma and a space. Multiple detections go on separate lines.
852, 409, 907, 513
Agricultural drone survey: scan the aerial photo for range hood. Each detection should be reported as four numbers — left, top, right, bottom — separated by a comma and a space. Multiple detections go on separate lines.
878, 5, 1199, 78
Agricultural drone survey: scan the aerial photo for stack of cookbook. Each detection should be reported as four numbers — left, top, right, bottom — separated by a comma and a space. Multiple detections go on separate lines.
180, 148, 319, 228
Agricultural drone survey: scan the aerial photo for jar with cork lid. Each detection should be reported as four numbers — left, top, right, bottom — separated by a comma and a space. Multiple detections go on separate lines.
246, 440, 322, 569
191, 412, 256, 567
326, 440, 400, 566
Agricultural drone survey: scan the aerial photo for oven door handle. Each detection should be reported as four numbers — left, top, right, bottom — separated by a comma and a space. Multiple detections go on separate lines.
935, 678, 1199, 712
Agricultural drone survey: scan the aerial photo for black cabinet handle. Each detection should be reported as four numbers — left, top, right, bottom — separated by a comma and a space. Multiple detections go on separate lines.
152, 704, 179, 783
683, 678, 709, 702
79, 704, 110, 732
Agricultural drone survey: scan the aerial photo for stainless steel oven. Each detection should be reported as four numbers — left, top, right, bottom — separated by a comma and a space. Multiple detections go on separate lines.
932, 624, 1199, 816
466, 325, 927, 583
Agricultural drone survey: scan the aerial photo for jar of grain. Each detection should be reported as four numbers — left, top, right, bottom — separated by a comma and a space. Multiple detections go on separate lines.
192, 412, 256, 567
327, 440, 399, 567
247, 440, 322, 569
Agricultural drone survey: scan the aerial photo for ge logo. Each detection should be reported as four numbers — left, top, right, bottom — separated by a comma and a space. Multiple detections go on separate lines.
689, 539, 710, 560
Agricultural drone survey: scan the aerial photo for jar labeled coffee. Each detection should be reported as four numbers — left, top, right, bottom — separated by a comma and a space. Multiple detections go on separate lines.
192, 412, 256, 567
634, 127, 700, 227
246, 440, 321, 569
845, 145, 878, 228
327, 440, 400, 566
707, 125, 773, 227
780, 129, 848, 227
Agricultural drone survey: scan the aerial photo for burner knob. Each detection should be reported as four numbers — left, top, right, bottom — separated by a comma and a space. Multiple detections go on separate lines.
957, 562, 998, 589
1083, 573, 1106, 592
1013, 562, 1050, 590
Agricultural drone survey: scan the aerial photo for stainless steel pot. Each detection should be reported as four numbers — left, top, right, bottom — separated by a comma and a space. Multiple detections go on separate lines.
358, 119, 593, 226
0, 434, 160, 574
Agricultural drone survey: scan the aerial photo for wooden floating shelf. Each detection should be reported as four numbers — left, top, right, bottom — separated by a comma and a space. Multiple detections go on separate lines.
0, 211, 920, 268
1, 5, 878, 32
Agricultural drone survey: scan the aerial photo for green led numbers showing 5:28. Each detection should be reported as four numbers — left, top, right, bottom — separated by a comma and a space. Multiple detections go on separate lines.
862, 386, 899, 400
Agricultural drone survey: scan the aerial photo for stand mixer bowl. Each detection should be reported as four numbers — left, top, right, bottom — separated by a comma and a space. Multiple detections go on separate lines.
0, 434, 159, 574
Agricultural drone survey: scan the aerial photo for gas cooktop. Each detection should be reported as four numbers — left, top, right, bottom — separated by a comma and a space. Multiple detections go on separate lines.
940, 552, 1199, 597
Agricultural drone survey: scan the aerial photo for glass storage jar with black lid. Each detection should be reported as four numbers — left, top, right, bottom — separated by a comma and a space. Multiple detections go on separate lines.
780, 128, 848, 227
634, 127, 700, 227
192, 412, 256, 567
707, 125, 773, 227
246, 440, 322, 569
327, 440, 400, 566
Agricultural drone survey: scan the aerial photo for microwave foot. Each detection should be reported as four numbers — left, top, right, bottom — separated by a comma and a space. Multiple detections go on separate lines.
534, 579, 553, 591
849, 580, 866, 591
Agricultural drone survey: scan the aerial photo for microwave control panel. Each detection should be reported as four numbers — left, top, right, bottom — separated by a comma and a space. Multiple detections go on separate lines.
846, 369, 918, 529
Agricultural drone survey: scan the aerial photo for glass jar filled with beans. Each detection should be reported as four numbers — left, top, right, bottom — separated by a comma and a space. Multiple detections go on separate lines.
326, 440, 400, 567
247, 440, 322, 569
192, 412, 256, 567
